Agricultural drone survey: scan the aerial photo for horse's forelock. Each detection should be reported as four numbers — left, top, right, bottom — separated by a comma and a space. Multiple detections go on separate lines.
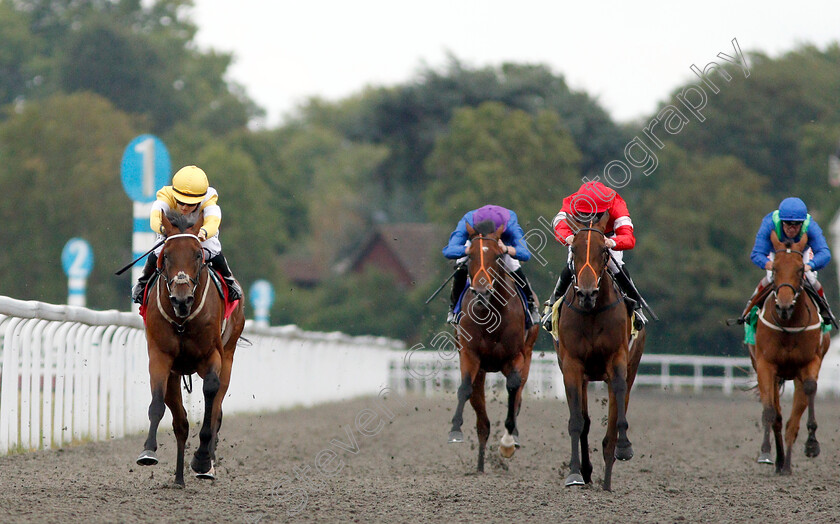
473, 219, 496, 236
165, 211, 197, 233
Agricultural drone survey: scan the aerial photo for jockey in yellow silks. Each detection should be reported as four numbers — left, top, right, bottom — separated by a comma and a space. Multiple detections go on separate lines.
131, 165, 242, 303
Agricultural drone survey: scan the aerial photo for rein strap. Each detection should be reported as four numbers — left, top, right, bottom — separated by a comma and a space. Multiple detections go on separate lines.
155, 273, 213, 331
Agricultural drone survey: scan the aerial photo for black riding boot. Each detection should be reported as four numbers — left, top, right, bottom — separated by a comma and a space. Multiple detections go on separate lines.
512, 267, 540, 324
447, 264, 468, 324
541, 264, 572, 331
132, 253, 158, 304
613, 265, 646, 330
804, 280, 838, 328
208, 252, 243, 302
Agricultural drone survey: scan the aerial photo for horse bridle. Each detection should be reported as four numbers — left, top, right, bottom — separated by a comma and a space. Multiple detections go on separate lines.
570, 227, 609, 292
770, 246, 806, 307
160, 233, 206, 298
467, 234, 506, 293
156, 233, 212, 332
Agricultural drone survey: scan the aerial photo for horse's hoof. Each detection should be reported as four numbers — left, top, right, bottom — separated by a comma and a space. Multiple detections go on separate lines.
136, 450, 158, 466
448, 430, 464, 443
513, 434, 521, 449
565, 473, 586, 487
499, 433, 516, 458
194, 464, 216, 480
805, 440, 820, 458
190, 455, 213, 476
615, 444, 634, 461
757, 452, 774, 464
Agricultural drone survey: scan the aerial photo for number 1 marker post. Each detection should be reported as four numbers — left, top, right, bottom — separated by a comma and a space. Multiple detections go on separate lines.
120, 135, 171, 311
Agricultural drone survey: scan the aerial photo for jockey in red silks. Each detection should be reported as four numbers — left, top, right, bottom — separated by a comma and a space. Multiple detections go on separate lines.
542, 180, 648, 331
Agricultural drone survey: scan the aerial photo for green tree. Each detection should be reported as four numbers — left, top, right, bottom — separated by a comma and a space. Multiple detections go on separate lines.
424, 101, 582, 227
2, 0, 261, 134
299, 57, 628, 222
664, 44, 840, 216
0, 92, 139, 307
0, 0, 39, 108
633, 145, 775, 355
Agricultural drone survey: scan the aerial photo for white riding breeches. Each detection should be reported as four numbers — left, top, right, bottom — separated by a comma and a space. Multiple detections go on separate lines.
567, 246, 624, 273
764, 249, 817, 285
458, 240, 521, 271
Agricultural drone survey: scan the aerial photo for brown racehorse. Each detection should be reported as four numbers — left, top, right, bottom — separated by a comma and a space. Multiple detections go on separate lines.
136, 212, 245, 486
447, 220, 540, 472
554, 213, 645, 491
751, 231, 830, 474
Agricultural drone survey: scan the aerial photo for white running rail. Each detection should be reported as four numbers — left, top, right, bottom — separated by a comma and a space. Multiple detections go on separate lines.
0, 295, 402, 455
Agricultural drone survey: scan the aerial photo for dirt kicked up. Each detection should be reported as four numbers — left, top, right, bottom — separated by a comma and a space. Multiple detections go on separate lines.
2, 391, 840, 523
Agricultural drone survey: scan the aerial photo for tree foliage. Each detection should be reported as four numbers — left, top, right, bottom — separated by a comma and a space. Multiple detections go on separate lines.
0, 92, 138, 306
633, 146, 775, 354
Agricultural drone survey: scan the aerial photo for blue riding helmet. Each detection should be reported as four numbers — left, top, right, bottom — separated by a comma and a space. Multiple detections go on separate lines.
778, 197, 808, 222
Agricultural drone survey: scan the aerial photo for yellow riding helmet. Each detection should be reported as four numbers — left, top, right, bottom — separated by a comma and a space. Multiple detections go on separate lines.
171, 165, 209, 204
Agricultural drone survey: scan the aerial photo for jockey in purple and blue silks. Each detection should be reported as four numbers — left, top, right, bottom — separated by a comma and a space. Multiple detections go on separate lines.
738, 197, 836, 326
442, 204, 540, 325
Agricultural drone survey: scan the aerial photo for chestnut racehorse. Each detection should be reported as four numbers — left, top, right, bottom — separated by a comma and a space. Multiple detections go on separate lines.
136, 212, 245, 486
553, 213, 645, 491
751, 232, 830, 474
448, 219, 540, 472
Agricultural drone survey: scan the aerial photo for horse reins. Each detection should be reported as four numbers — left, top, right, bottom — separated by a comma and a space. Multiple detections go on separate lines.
155, 233, 212, 334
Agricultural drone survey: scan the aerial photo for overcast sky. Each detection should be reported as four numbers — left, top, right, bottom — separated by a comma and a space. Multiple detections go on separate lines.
190, 1, 840, 128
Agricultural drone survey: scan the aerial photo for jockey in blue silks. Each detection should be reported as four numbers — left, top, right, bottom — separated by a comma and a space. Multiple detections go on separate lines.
442, 205, 540, 325
738, 197, 836, 326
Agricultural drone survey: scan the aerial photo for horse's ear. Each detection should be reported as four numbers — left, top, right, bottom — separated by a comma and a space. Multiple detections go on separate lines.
795, 233, 808, 251
465, 222, 476, 237
770, 230, 783, 250
596, 211, 610, 230
494, 224, 505, 238
189, 213, 204, 236
160, 212, 176, 237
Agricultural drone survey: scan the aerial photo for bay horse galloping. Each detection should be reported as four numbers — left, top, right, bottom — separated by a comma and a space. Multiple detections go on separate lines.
554, 213, 645, 491
752, 232, 830, 474
448, 220, 540, 472
136, 212, 245, 486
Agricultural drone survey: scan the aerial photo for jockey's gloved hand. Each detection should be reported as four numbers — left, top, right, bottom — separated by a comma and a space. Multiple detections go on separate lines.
605, 238, 616, 249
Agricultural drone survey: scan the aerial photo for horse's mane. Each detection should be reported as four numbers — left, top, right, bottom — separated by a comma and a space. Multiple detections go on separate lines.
474, 219, 497, 235
569, 211, 605, 228
165, 211, 197, 233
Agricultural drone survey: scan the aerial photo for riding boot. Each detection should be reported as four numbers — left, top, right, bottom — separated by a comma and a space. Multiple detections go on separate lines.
736, 278, 773, 325
208, 252, 243, 302
541, 264, 572, 331
512, 267, 540, 324
805, 280, 838, 328
613, 265, 646, 330
132, 253, 158, 304
447, 264, 468, 324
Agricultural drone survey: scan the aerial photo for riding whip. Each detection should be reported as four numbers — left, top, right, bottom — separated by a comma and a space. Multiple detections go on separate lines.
114, 239, 165, 275
425, 265, 462, 304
